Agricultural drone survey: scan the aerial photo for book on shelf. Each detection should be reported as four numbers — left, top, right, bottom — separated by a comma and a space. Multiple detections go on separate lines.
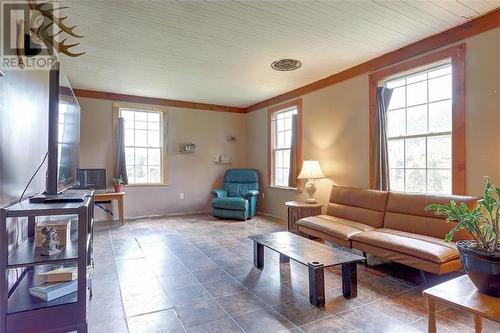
29, 280, 77, 302
34, 267, 77, 285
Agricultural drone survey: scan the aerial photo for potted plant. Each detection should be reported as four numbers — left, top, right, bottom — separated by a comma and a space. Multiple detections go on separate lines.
426, 178, 499, 297
112, 176, 125, 193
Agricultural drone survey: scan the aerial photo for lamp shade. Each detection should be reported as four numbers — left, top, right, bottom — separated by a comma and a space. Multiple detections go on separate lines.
298, 160, 325, 179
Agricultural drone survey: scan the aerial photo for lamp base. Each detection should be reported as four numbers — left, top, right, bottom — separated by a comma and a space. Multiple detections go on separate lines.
305, 198, 318, 204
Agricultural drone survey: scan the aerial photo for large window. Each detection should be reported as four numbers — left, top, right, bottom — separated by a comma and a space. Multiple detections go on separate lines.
369, 44, 466, 195
120, 108, 166, 185
268, 99, 302, 188
384, 61, 452, 194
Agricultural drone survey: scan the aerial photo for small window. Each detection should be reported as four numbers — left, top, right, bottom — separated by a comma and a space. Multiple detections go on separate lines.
383, 61, 452, 194
268, 99, 302, 188
120, 108, 165, 185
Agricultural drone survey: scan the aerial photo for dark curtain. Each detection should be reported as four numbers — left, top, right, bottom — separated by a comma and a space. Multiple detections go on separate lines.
373, 87, 393, 191
115, 117, 128, 184
288, 114, 298, 188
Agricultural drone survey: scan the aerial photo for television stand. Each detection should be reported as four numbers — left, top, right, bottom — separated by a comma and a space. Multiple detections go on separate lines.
29, 190, 87, 203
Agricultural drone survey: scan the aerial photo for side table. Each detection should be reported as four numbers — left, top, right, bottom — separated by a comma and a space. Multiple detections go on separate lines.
423, 274, 500, 333
95, 192, 125, 225
285, 201, 322, 234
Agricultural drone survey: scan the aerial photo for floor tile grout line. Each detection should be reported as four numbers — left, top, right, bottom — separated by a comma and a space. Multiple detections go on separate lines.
178, 220, 305, 332
105, 220, 135, 333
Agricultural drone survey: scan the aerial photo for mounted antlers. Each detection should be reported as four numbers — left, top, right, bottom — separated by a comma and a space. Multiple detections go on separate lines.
27, 0, 85, 57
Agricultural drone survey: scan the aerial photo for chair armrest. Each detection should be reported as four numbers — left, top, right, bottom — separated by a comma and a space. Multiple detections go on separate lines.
244, 190, 259, 198
211, 189, 228, 198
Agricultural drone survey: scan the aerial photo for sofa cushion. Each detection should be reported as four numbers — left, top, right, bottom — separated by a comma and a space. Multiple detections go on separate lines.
212, 197, 248, 211
296, 215, 374, 241
351, 228, 459, 263
384, 192, 478, 240
326, 186, 389, 228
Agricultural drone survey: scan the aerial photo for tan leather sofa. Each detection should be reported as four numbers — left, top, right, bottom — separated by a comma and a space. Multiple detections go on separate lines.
296, 186, 478, 275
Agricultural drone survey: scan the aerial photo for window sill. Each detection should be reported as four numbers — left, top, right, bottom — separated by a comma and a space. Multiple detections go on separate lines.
124, 183, 169, 188
268, 185, 300, 192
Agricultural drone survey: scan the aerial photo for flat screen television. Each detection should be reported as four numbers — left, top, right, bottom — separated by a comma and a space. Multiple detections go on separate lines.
30, 63, 81, 202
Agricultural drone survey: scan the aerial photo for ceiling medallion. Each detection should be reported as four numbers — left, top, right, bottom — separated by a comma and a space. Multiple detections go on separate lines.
271, 59, 302, 71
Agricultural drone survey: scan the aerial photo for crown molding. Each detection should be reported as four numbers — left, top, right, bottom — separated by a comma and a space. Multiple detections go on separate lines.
73, 89, 246, 114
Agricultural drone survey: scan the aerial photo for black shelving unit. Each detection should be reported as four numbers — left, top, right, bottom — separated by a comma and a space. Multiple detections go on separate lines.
0, 190, 94, 333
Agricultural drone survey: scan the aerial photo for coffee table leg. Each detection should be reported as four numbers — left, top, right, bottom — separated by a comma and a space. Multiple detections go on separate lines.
341, 262, 357, 299
253, 241, 264, 269
427, 298, 437, 333
279, 253, 290, 263
308, 263, 325, 306
474, 315, 482, 333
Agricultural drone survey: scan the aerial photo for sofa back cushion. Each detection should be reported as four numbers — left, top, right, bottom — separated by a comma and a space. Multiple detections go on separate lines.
326, 186, 389, 228
384, 192, 478, 241
223, 169, 259, 197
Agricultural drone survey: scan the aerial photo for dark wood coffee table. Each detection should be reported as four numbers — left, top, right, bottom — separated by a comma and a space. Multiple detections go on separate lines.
249, 231, 365, 306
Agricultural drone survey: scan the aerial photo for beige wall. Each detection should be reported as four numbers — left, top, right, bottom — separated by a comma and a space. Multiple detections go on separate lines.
247, 28, 500, 219
78, 97, 247, 219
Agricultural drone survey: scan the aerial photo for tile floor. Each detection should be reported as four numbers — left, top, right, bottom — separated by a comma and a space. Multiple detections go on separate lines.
88, 214, 500, 333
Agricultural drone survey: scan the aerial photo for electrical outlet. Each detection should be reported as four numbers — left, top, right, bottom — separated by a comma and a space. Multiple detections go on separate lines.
179, 193, 185, 200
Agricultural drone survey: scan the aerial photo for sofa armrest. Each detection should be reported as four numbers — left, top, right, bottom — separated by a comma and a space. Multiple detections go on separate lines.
244, 190, 259, 198
211, 189, 228, 198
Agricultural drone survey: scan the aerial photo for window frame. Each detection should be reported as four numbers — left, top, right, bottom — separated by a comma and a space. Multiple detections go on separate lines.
267, 99, 303, 190
369, 44, 466, 194
112, 105, 168, 186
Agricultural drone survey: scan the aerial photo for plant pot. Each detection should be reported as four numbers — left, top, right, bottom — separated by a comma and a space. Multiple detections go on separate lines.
113, 184, 123, 193
457, 240, 500, 297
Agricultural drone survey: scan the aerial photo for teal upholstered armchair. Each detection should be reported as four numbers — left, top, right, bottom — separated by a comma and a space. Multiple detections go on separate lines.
211, 169, 259, 220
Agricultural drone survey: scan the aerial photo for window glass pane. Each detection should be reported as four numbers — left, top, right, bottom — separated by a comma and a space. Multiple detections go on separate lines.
125, 129, 134, 146
148, 112, 160, 122
429, 75, 451, 102
276, 168, 284, 186
126, 166, 135, 183
283, 149, 290, 169
148, 122, 159, 131
428, 100, 452, 133
387, 109, 405, 137
148, 130, 160, 147
148, 166, 161, 183
406, 169, 426, 193
386, 78, 405, 89
135, 166, 147, 183
406, 72, 426, 84
283, 168, 290, 186
277, 119, 285, 132
275, 150, 283, 168
427, 135, 451, 168
389, 169, 404, 192
388, 86, 405, 110
121, 110, 135, 122
428, 169, 451, 194
388, 140, 404, 168
405, 138, 426, 168
428, 65, 451, 78
125, 147, 134, 166
406, 81, 427, 106
276, 112, 285, 120
135, 112, 147, 121
135, 121, 147, 130
277, 132, 285, 148
136, 130, 147, 146
148, 148, 161, 166
135, 148, 147, 167
406, 105, 427, 135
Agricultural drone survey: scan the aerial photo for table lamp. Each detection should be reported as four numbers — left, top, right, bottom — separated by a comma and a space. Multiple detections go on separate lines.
298, 160, 325, 204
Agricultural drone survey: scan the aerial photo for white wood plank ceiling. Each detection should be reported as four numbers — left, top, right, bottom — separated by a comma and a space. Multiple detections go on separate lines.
59, 0, 500, 107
